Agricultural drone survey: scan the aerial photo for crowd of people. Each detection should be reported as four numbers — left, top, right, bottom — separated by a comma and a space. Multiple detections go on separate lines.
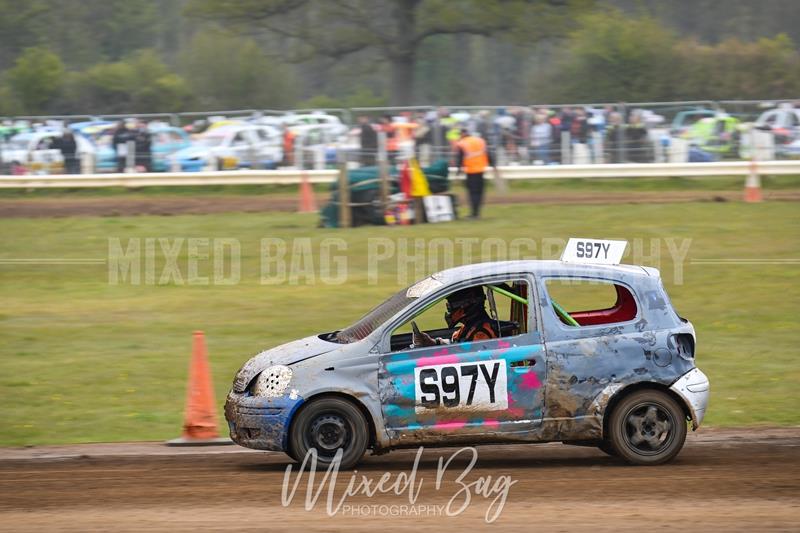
355, 106, 657, 168
109, 120, 154, 173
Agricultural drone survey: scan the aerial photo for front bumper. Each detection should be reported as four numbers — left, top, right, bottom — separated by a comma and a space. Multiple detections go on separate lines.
224, 391, 304, 451
669, 368, 710, 430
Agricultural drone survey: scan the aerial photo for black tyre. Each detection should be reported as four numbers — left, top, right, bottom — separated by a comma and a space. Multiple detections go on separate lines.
597, 440, 618, 457
608, 390, 687, 465
288, 397, 369, 470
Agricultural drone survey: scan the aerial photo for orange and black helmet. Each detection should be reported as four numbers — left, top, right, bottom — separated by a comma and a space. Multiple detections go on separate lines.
444, 286, 486, 328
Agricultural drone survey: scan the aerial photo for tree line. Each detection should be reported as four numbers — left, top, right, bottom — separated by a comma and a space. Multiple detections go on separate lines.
0, 0, 798, 116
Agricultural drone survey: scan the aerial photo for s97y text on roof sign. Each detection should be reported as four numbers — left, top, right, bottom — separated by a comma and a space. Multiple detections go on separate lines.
561, 238, 628, 265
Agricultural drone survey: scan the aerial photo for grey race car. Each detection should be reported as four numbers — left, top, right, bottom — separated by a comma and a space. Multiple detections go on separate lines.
225, 252, 709, 469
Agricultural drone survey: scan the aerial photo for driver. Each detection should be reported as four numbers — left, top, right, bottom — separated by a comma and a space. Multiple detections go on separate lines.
413, 286, 499, 346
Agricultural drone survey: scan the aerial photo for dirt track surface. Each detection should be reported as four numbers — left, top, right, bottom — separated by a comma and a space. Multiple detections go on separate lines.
1, 428, 798, 532
2, 190, 799, 218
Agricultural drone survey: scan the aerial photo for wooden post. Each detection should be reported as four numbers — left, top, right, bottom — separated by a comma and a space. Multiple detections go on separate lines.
414, 197, 424, 225
337, 158, 351, 228
492, 166, 508, 194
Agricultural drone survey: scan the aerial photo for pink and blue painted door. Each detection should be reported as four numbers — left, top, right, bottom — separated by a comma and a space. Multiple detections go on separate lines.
378, 330, 546, 444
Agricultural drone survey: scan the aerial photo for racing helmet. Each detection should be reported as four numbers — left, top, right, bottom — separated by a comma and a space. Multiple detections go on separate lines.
444, 286, 486, 328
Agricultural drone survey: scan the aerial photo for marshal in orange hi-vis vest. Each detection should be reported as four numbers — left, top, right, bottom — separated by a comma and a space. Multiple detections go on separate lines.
457, 136, 489, 174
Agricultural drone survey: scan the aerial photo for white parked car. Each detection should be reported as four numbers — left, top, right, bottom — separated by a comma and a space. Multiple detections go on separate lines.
282, 112, 349, 138
172, 125, 283, 171
1, 130, 94, 173
754, 106, 800, 157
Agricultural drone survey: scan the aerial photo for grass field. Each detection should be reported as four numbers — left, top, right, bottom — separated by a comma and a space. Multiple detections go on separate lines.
1, 200, 799, 445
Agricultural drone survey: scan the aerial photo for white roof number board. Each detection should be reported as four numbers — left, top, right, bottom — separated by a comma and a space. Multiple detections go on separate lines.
561, 238, 628, 265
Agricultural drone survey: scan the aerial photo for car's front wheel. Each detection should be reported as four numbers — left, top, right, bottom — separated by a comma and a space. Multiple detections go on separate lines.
608, 389, 687, 465
288, 397, 369, 470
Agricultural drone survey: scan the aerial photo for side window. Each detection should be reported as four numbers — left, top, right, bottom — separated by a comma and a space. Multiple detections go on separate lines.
232, 132, 248, 146
388, 279, 531, 352
545, 278, 638, 327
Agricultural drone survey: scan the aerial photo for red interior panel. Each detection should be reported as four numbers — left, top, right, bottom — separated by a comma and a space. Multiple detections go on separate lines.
568, 284, 638, 326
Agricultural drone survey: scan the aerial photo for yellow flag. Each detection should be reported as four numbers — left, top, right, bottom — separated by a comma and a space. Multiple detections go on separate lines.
409, 158, 432, 197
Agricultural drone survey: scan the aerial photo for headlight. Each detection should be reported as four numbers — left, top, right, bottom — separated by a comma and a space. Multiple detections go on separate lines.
252, 365, 292, 397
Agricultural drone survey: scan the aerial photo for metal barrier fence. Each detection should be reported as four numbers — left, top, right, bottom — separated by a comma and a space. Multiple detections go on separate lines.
2, 99, 798, 177
2, 160, 797, 189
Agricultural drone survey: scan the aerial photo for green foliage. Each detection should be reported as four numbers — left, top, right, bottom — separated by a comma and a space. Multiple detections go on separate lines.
674, 34, 800, 100
188, 0, 594, 104
179, 29, 294, 110
7, 47, 65, 114
295, 87, 388, 110
0, 0, 47, 69
66, 50, 192, 114
531, 10, 800, 103
0, 82, 24, 116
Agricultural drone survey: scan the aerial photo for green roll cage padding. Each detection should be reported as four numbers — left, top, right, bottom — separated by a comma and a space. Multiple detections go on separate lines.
488, 285, 528, 305
551, 299, 580, 327
488, 285, 580, 327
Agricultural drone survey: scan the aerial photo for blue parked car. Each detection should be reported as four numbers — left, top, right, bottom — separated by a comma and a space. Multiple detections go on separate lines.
71, 123, 190, 172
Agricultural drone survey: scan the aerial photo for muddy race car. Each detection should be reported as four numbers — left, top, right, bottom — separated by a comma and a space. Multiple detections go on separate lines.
225, 239, 709, 468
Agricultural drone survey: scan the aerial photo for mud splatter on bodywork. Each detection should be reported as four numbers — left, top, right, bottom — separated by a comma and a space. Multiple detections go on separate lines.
225, 260, 704, 455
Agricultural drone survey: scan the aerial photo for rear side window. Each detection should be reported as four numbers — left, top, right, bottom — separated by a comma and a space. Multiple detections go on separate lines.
545, 279, 638, 327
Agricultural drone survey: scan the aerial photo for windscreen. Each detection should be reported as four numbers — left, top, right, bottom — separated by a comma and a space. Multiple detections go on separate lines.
334, 276, 443, 343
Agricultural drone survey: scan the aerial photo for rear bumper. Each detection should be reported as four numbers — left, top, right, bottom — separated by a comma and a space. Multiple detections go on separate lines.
670, 368, 710, 430
224, 391, 304, 451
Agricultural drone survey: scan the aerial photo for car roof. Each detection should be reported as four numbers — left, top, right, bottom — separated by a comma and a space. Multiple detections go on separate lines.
430, 260, 657, 285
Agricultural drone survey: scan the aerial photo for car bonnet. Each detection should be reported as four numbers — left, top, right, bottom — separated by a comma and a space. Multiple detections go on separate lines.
231, 335, 339, 393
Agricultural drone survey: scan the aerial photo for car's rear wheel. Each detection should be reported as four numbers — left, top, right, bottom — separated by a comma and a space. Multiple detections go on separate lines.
288, 397, 368, 470
608, 389, 687, 465
597, 440, 617, 457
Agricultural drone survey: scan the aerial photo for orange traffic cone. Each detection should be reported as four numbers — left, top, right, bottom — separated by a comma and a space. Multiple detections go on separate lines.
744, 159, 763, 203
298, 173, 318, 213
167, 331, 230, 446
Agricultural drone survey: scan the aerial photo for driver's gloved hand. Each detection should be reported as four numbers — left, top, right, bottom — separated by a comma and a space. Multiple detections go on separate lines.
413, 330, 437, 347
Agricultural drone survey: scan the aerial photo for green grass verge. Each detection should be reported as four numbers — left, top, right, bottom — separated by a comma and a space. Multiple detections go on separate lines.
1, 201, 798, 445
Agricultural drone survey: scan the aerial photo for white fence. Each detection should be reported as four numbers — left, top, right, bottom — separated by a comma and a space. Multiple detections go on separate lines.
1, 160, 798, 189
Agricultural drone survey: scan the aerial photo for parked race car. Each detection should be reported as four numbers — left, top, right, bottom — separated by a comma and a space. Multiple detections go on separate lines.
753, 105, 800, 158
684, 115, 742, 160
2, 129, 94, 173
225, 239, 709, 469
87, 125, 191, 172
170, 124, 282, 171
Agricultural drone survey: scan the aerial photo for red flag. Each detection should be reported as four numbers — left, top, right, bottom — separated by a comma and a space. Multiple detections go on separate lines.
399, 160, 411, 199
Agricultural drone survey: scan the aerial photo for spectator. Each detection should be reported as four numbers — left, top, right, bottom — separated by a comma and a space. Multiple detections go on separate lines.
570, 108, 589, 144
378, 115, 397, 165
548, 112, 563, 163
474, 110, 488, 141
280, 124, 296, 167
626, 111, 653, 163
530, 114, 553, 164
414, 112, 434, 166
455, 128, 495, 220
134, 122, 152, 172
58, 129, 79, 174
358, 116, 378, 167
112, 121, 133, 172
605, 111, 625, 163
